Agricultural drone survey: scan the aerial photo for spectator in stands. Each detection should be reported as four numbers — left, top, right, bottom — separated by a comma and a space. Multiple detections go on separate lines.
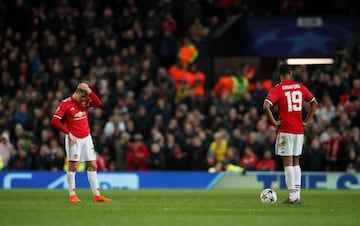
208, 161, 224, 173
252, 80, 269, 113
104, 110, 126, 138
232, 67, 249, 103
255, 119, 269, 145
187, 63, 206, 108
213, 68, 234, 99
0, 131, 14, 169
178, 37, 199, 69
165, 133, 188, 170
343, 148, 358, 173
125, 133, 150, 171
214, 89, 232, 117
158, 29, 178, 68
51, 147, 65, 171
345, 127, 360, 156
114, 132, 131, 170
239, 146, 259, 171
244, 131, 264, 158
328, 74, 349, 106
256, 149, 276, 171
350, 78, 360, 100
147, 142, 167, 170
223, 146, 239, 166
331, 111, 351, 134
325, 127, 347, 171
188, 17, 209, 45
188, 134, 208, 170
7, 148, 32, 170
302, 137, 326, 171
226, 108, 242, 131
13, 102, 31, 129
228, 128, 245, 153
156, 67, 177, 102
162, 12, 178, 37
182, 0, 203, 30
132, 105, 151, 137
36, 143, 52, 170
315, 94, 336, 130
152, 98, 173, 128
208, 131, 228, 163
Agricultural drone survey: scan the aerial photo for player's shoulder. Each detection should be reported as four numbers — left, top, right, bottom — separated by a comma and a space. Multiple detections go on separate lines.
269, 83, 282, 91
58, 97, 73, 107
61, 97, 72, 103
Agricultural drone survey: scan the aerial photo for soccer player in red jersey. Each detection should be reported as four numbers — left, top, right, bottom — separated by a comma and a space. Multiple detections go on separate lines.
263, 64, 318, 204
51, 82, 112, 203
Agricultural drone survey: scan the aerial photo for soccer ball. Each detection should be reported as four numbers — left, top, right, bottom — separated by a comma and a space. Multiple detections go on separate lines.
260, 188, 277, 204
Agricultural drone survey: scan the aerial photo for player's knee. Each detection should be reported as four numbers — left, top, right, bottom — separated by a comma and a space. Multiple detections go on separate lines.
86, 161, 97, 171
293, 156, 300, 165
68, 162, 78, 172
282, 156, 293, 166
87, 166, 97, 171
68, 166, 78, 172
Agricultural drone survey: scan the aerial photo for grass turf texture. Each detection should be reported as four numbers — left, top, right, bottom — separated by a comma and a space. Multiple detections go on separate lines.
0, 189, 359, 226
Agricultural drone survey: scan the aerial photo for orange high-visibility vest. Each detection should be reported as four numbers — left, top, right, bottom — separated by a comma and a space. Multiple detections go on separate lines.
169, 67, 189, 88
244, 67, 256, 91
214, 76, 234, 96
188, 71, 206, 96
178, 44, 199, 67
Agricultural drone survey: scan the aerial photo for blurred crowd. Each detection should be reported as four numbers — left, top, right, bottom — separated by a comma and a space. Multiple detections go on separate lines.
1, 0, 360, 173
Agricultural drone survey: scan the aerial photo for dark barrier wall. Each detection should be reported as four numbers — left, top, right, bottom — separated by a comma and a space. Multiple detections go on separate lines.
210, 16, 360, 57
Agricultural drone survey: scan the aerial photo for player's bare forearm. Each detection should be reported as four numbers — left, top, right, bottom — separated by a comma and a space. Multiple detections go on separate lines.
303, 100, 318, 125
263, 102, 279, 127
266, 112, 279, 127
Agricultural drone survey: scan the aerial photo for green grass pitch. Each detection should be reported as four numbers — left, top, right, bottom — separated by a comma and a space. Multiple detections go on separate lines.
0, 189, 359, 226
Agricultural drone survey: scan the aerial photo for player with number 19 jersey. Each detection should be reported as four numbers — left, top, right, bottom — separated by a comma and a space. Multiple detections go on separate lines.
265, 80, 315, 134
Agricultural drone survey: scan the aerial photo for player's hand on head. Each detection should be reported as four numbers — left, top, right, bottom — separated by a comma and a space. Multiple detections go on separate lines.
77, 82, 92, 94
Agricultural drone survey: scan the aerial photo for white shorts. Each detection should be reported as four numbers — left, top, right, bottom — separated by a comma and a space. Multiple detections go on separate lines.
275, 132, 304, 156
65, 134, 96, 162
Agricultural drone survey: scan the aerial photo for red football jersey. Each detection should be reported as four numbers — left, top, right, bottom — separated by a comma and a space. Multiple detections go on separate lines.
265, 80, 315, 134
52, 92, 101, 138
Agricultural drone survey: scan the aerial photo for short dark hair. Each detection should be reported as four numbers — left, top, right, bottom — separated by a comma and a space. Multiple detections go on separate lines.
279, 64, 292, 76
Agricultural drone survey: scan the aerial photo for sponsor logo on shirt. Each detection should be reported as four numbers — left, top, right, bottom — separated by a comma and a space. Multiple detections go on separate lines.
74, 111, 86, 120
